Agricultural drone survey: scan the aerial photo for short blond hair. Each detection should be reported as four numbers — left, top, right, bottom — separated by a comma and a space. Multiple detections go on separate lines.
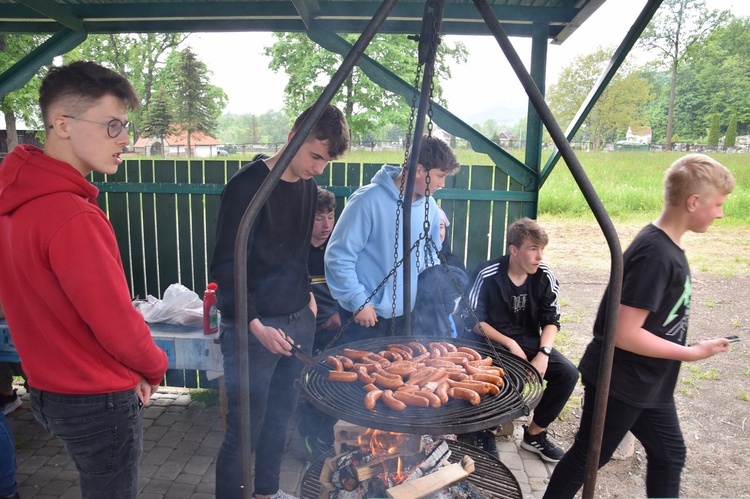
664, 154, 735, 206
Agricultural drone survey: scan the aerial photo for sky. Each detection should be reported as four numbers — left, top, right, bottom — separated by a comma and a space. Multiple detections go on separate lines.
187, 0, 750, 126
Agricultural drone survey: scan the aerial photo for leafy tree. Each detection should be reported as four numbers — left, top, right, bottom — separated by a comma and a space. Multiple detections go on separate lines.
1, 34, 46, 151
707, 113, 719, 146
264, 33, 467, 139
66, 33, 189, 142
725, 113, 737, 147
170, 48, 226, 157
140, 87, 173, 156
547, 47, 652, 150
639, 0, 730, 150
258, 109, 292, 145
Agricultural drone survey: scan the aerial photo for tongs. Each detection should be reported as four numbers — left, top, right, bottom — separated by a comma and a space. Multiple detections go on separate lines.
285, 337, 333, 377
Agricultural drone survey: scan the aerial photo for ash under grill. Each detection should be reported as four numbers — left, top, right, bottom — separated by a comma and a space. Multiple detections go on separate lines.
300, 438, 523, 499
299, 337, 543, 434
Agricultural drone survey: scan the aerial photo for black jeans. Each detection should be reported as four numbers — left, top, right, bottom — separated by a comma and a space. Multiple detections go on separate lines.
216, 306, 315, 498
29, 388, 143, 499
543, 382, 686, 498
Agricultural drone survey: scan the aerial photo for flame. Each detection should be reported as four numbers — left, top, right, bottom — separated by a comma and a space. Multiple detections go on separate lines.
370, 429, 404, 456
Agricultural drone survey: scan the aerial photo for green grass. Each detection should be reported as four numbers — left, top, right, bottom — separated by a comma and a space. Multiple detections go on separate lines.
189, 388, 221, 407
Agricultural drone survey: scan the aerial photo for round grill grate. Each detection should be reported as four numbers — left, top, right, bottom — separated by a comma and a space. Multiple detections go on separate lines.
299, 337, 543, 434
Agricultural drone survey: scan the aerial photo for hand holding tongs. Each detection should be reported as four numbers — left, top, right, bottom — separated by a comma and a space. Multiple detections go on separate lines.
285, 336, 333, 376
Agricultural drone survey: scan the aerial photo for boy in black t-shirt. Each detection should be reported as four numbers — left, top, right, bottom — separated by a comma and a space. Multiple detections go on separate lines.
544, 154, 736, 499
464, 218, 578, 462
211, 105, 349, 499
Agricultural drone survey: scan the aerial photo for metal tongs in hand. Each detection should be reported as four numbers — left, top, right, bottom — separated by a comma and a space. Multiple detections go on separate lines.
285, 336, 332, 376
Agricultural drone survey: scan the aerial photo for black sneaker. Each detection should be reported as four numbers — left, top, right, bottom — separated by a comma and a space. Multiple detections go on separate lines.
520, 425, 564, 463
304, 435, 330, 459
478, 429, 499, 459
1, 389, 22, 415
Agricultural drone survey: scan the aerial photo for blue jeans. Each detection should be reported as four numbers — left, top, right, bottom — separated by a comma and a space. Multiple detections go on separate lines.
216, 306, 315, 498
0, 412, 17, 497
29, 388, 144, 499
543, 382, 686, 498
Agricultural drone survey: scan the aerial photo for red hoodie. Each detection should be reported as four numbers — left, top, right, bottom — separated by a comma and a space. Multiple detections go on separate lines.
0, 145, 167, 393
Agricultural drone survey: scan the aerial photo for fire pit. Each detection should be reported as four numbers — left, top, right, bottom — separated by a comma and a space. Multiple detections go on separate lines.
299, 337, 543, 434
300, 437, 523, 499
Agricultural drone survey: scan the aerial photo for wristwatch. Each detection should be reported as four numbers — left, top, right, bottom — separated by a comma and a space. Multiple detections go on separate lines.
539, 346, 552, 356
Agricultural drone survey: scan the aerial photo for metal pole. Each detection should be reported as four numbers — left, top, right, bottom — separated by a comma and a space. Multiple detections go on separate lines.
403, 0, 444, 334
230, 0, 400, 495
470, 1, 624, 497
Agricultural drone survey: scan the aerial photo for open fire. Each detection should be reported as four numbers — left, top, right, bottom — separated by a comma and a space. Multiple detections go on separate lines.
318, 422, 487, 499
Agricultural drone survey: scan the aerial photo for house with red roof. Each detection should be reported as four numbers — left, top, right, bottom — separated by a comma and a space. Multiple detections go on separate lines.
626, 125, 652, 145
134, 129, 222, 158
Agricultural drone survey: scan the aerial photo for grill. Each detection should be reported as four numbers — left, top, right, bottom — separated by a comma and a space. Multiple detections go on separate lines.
300, 438, 523, 499
300, 336, 543, 434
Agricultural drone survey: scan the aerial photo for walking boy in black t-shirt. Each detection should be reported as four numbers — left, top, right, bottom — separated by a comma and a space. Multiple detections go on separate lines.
544, 154, 736, 499
464, 218, 578, 462
211, 105, 349, 499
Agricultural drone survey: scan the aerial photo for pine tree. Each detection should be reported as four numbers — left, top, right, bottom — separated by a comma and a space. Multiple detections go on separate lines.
172, 47, 218, 157
725, 113, 737, 148
140, 88, 173, 157
707, 113, 720, 147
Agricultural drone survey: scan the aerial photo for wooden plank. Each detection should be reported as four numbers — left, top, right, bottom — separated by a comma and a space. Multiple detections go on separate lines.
105, 159, 133, 294
175, 160, 194, 290
448, 165, 470, 271
154, 160, 179, 295
386, 456, 475, 499
490, 167, 510, 259
190, 160, 208, 293
466, 165, 493, 271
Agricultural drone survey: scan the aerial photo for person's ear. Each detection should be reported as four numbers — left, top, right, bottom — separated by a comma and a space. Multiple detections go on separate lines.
287, 131, 295, 143
49, 116, 72, 138
686, 193, 700, 213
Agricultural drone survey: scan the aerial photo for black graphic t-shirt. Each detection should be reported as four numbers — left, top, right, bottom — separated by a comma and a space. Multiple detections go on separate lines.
579, 224, 691, 408
509, 278, 530, 333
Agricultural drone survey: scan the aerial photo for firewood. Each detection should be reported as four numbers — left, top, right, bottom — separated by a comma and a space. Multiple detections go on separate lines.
385, 455, 475, 499
354, 453, 402, 481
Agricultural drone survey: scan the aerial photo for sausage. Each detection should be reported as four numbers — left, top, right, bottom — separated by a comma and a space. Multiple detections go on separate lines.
364, 389, 383, 410
467, 357, 494, 367
353, 362, 380, 374
395, 384, 421, 393
465, 363, 502, 376
381, 390, 407, 411
435, 382, 450, 404
388, 345, 414, 359
408, 341, 428, 355
457, 346, 482, 361
380, 350, 403, 362
328, 371, 358, 383
342, 348, 371, 361
362, 383, 379, 392
448, 379, 492, 395
373, 372, 404, 390
392, 390, 430, 408
470, 373, 504, 386
386, 363, 419, 377
406, 368, 435, 386
447, 371, 469, 381
413, 390, 442, 408
438, 356, 469, 365
438, 341, 458, 353
325, 355, 343, 371
429, 342, 449, 356
335, 355, 355, 370
356, 365, 376, 384
448, 387, 481, 405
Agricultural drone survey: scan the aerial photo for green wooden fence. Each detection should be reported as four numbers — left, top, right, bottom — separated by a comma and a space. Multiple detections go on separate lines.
90, 158, 536, 387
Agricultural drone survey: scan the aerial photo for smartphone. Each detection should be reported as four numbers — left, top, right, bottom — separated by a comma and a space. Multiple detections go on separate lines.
725, 335, 741, 343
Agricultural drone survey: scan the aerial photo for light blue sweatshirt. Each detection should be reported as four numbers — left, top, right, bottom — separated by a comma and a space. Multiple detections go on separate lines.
325, 165, 442, 318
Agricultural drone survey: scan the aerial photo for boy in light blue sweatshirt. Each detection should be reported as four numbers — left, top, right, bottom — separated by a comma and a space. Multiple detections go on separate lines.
325, 136, 460, 342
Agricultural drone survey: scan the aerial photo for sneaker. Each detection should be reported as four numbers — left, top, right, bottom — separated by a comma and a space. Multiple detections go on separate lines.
478, 429, 499, 459
269, 491, 299, 499
1, 389, 22, 415
520, 425, 564, 463
303, 435, 330, 459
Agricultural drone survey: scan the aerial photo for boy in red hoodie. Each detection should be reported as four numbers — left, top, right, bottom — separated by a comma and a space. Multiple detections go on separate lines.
0, 61, 168, 499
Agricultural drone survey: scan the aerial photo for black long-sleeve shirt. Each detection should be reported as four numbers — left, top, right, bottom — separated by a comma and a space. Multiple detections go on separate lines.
210, 159, 316, 321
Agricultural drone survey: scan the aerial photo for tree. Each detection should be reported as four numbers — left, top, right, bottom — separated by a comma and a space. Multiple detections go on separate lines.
66, 33, 190, 142
264, 33, 467, 139
547, 47, 652, 150
170, 48, 226, 157
707, 113, 719, 146
140, 87, 173, 156
639, 0, 729, 150
725, 113, 737, 147
1, 34, 46, 152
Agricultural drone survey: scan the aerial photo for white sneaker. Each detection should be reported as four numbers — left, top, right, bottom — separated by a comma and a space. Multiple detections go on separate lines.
1, 389, 22, 415
272, 490, 299, 499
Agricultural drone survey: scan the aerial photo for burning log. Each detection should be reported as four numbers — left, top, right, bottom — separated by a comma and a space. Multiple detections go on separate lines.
385, 455, 476, 499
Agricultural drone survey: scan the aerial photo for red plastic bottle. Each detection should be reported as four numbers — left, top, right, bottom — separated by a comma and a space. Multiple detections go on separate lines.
203, 282, 219, 334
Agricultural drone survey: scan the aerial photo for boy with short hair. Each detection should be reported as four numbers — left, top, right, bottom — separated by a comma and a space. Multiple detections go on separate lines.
464, 218, 578, 461
0, 61, 168, 499
544, 154, 736, 498
325, 136, 460, 341
210, 104, 349, 499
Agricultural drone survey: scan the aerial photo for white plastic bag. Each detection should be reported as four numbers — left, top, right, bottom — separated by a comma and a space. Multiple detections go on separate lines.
134, 283, 203, 327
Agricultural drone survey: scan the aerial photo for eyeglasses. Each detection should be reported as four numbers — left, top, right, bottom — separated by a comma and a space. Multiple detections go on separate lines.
61, 114, 131, 138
